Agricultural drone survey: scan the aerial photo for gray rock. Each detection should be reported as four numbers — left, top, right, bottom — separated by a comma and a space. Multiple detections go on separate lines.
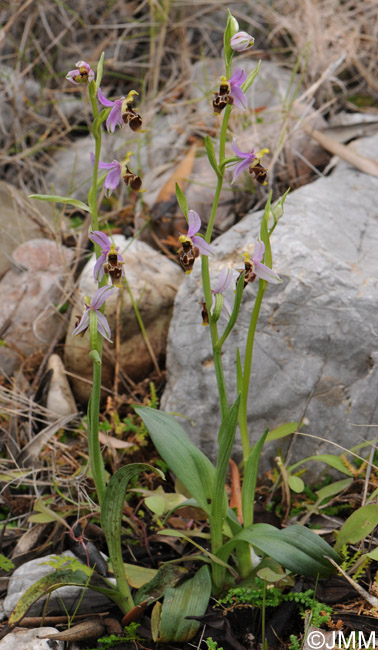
161, 133, 378, 476
0, 627, 64, 650
64, 236, 182, 403
3, 551, 114, 617
0, 239, 74, 379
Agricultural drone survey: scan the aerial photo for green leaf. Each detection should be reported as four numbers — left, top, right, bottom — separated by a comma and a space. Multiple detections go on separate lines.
315, 478, 353, 505
101, 463, 164, 604
134, 407, 215, 514
96, 52, 105, 91
92, 108, 111, 135
216, 274, 245, 350
205, 135, 220, 178
335, 504, 378, 551
260, 192, 273, 270
8, 568, 123, 627
289, 454, 354, 476
175, 183, 188, 220
144, 486, 186, 516
280, 525, 341, 568
367, 548, 378, 561
218, 524, 340, 577
266, 422, 299, 442
152, 566, 211, 642
288, 476, 305, 493
158, 530, 233, 571
135, 564, 186, 606
0, 554, 14, 572
122, 563, 156, 589
28, 194, 90, 212
242, 60, 261, 94
242, 429, 269, 527
213, 396, 241, 520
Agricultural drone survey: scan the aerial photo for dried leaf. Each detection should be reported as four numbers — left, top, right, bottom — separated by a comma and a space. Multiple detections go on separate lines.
229, 458, 243, 524
98, 432, 134, 449
303, 123, 378, 177
154, 143, 197, 206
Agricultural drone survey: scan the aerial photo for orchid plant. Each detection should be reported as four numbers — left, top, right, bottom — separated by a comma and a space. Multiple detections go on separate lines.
17, 10, 341, 643
134, 9, 340, 599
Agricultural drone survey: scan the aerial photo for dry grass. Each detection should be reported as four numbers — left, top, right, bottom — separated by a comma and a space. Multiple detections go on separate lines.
1, 0, 376, 192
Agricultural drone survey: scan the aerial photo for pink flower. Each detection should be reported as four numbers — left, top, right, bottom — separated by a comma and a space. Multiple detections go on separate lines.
240, 239, 281, 286
97, 88, 142, 133
230, 142, 270, 185
179, 210, 215, 256
66, 60, 94, 85
228, 68, 247, 110
89, 231, 125, 284
72, 286, 116, 342
90, 152, 142, 197
178, 210, 215, 274
230, 31, 255, 52
211, 268, 233, 317
230, 140, 255, 184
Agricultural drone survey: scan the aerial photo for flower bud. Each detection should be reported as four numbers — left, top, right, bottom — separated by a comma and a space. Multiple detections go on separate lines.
230, 31, 255, 52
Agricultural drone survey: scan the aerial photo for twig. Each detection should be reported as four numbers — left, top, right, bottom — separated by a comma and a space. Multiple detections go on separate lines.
325, 556, 378, 608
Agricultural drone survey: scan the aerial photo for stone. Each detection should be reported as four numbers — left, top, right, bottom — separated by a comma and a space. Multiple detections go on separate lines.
161, 133, 378, 476
0, 182, 54, 277
0, 627, 64, 650
3, 551, 114, 617
0, 239, 75, 379
45, 354, 77, 419
64, 236, 183, 403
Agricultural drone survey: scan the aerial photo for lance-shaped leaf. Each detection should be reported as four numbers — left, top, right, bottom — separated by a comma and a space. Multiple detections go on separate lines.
212, 396, 240, 521
334, 504, 378, 551
205, 135, 221, 178
8, 568, 123, 628
134, 407, 215, 514
151, 565, 211, 642
175, 183, 188, 220
217, 523, 340, 577
28, 194, 90, 212
242, 429, 269, 527
101, 463, 164, 610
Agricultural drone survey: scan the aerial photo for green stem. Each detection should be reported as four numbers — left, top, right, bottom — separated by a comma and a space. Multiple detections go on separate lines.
239, 282, 266, 462
88, 314, 106, 507
88, 82, 100, 231
201, 105, 233, 422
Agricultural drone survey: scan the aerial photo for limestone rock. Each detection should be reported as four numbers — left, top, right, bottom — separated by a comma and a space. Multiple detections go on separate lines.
0, 627, 64, 650
3, 551, 113, 617
65, 236, 182, 403
0, 239, 74, 379
161, 133, 378, 476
